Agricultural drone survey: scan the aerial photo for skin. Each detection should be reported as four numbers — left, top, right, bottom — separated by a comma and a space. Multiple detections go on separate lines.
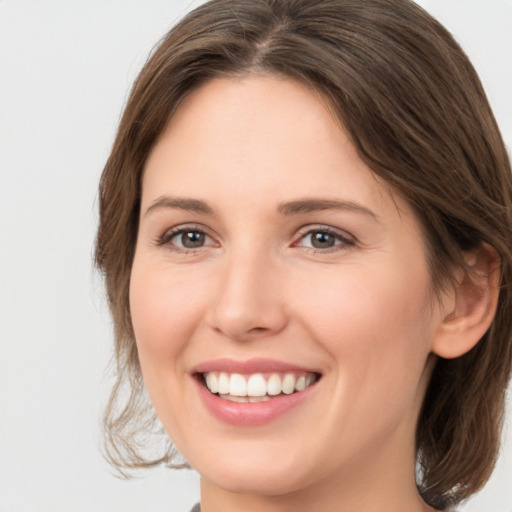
130, 75, 452, 512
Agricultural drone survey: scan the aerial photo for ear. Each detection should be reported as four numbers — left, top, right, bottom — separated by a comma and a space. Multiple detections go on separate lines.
432, 243, 500, 359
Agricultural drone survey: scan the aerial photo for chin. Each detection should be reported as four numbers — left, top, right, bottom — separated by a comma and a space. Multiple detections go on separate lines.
208, 470, 306, 497
191, 450, 313, 497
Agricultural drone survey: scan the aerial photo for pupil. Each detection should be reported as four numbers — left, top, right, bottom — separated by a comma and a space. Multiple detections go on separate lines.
182, 231, 205, 248
312, 231, 335, 249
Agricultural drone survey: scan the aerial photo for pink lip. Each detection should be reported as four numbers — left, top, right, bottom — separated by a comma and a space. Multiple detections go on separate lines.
192, 358, 320, 426
193, 357, 317, 375
194, 379, 317, 426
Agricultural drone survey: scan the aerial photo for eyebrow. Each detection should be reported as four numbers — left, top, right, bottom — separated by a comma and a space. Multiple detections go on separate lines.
144, 195, 378, 221
277, 198, 379, 221
145, 196, 214, 216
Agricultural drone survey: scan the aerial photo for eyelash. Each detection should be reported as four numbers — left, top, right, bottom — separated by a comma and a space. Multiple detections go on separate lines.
155, 224, 355, 254
294, 225, 355, 253
155, 224, 216, 253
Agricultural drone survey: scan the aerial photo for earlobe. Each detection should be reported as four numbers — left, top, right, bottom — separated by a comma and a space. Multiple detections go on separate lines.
432, 244, 500, 359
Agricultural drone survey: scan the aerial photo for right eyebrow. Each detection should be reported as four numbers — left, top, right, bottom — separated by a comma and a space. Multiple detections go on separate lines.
144, 195, 214, 217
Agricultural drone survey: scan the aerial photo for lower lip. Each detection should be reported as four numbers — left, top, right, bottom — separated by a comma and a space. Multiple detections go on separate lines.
194, 377, 317, 426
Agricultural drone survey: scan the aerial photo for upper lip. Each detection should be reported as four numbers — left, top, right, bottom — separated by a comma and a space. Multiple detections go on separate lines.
193, 358, 320, 375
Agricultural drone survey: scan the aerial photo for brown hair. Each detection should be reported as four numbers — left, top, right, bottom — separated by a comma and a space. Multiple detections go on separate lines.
95, 0, 512, 508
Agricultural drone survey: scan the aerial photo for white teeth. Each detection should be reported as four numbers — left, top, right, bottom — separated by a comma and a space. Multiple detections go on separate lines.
218, 372, 230, 394
205, 373, 219, 393
247, 374, 266, 397
295, 375, 306, 392
203, 370, 317, 398
282, 373, 296, 394
267, 373, 282, 396
248, 395, 271, 403
229, 374, 247, 396
219, 394, 272, 403
222, 394, 248, 402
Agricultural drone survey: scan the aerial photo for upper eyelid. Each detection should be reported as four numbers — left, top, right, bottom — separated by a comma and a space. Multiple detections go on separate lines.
293, 224, 357, 251
157, 223, 216, 246
162, 223, 211, 236
155, 222, 355, 246
295, 224, 355, 240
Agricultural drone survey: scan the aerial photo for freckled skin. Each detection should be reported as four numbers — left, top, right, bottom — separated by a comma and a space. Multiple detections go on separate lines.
130, 76, 443, 512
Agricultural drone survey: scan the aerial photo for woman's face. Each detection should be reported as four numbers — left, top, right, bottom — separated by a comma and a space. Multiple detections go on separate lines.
130, 76, 446, 498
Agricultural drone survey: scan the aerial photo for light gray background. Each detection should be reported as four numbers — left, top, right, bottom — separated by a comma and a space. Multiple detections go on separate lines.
0, 1, 510, 511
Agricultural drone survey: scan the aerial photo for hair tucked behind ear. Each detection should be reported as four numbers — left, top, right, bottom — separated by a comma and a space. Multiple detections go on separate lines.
95, 0, 512, 506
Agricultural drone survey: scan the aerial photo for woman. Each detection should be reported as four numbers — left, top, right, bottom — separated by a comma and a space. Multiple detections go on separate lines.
95, 1, 512, 510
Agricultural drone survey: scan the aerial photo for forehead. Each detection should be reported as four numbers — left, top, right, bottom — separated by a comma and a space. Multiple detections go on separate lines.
142, 75, 416, 228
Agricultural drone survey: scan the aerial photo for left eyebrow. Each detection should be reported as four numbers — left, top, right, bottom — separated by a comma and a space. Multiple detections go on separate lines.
277, 198, 379, 221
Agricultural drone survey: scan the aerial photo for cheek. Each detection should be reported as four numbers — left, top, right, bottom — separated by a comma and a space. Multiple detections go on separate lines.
293, 260, 435, 387
129, 261, 208, 360
128, 259, 212, 434
293, 262, 435, 454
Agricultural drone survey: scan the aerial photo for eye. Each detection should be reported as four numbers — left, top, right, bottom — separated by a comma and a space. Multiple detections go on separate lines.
296, 227, 354, 251
157, 225, 216, 252
175, 230, 207, 248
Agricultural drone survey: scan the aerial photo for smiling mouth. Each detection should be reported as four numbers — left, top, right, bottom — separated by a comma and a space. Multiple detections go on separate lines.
198, 371, 320, 403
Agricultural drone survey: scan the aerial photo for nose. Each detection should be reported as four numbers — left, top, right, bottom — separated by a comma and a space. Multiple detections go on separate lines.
206, 250, 288, 342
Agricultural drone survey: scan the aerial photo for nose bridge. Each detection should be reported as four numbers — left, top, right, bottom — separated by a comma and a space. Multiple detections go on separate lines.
207, 240, 287, 341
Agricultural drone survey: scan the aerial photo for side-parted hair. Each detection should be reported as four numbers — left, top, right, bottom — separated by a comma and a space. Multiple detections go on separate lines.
95, 0, 512, 508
